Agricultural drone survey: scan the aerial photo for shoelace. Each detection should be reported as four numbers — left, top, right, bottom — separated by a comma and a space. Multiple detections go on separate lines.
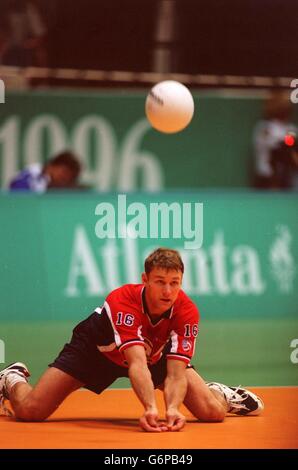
0, 373, 13, 417
228, 385, 250, 411
0, 395, 13, 417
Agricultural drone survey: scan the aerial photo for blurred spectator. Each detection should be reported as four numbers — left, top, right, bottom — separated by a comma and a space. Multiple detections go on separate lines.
9, 152, 82, 192
0, 0, 47, 67
252, 91, 298, 190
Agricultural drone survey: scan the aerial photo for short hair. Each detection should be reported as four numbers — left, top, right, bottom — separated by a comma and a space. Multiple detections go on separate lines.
144, 247, 184, 275
50, 151, 81, 178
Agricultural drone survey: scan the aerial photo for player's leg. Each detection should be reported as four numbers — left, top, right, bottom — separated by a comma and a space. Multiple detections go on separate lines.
1, 363, 83, 421
0, 313, 127, 421
183, 368, 227, 422
11, 367, 83, 421
183, 369, 264, 419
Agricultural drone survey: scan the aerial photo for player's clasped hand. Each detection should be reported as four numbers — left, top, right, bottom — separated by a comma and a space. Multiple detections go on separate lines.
140, 409, 169, 432
166, 409, 186, 432
140, 409, 186, 432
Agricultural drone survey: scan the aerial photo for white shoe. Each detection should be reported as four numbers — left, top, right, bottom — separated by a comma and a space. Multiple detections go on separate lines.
207, 382, 264, 416
0, 362, 30, 416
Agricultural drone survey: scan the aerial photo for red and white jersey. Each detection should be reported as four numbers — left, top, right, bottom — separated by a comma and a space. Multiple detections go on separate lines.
94, 284, 199, 367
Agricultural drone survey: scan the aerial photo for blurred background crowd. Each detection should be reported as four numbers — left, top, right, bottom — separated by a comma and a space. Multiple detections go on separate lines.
0, 0, 297, 76
0, 0, 298, 191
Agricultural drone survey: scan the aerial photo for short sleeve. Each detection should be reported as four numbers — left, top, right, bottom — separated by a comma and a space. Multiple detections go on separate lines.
166, 302, 199, 365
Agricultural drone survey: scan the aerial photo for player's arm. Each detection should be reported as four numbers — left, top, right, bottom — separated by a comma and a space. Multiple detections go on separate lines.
164, 303, 199, 431
124, 345, 166, 432
163, 359, 187, 431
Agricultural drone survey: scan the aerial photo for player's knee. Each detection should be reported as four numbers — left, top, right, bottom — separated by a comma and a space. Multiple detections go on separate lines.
202, 408, 225, 422
15, 398, 50, 422
196, 398, 226, 422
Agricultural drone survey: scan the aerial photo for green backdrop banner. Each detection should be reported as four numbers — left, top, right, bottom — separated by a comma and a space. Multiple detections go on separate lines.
1, 191, 297, 320
0, 90, 271, 190
0, 192, 297, 386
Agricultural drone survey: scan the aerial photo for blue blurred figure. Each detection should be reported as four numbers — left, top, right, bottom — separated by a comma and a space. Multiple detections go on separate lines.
10, 151, 81, 192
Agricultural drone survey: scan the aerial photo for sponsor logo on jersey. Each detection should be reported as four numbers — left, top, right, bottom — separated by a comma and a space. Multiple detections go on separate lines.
182, 339, 192, 352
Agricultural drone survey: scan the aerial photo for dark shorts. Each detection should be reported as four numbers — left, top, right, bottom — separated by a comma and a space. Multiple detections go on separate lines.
49, 314, 169, 394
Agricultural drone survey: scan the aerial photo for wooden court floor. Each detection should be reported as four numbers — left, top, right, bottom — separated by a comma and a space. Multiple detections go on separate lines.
0, 387, 297, 449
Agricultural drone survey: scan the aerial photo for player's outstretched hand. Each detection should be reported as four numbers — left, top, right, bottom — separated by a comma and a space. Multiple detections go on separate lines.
140, 409, 168, 432
165, 409, 186, 432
